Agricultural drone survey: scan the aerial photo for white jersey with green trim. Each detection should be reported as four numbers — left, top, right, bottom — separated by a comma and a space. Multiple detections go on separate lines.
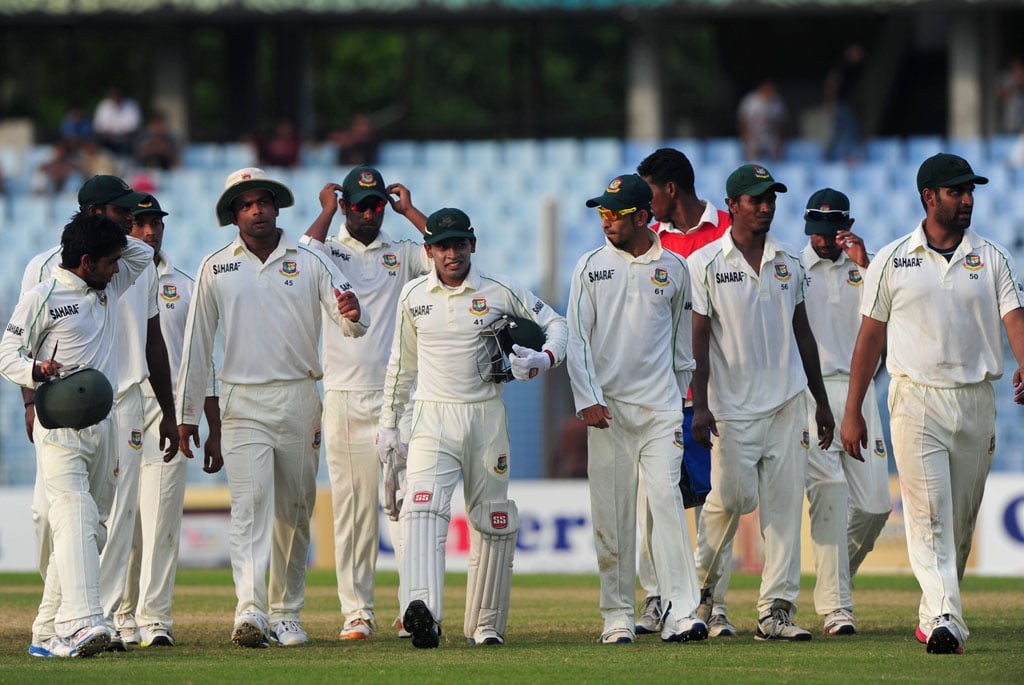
801, 243, 873, 377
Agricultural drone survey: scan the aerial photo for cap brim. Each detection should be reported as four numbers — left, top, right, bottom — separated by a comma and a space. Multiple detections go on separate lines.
346, 187, 389, 205
804, 221, 841, 236
585, 196, 635, 210
109, 191, 153, 209
743, 181, 788, 196
132, 208, 169, 217
943, 173, 989, 187
216, 180, 295, 226
424, 229, 475, 245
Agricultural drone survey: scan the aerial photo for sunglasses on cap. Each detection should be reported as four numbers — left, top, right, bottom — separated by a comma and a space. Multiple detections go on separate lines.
804, 208, 850, 223
596, 206, 638, 222
348, 198, 387, 214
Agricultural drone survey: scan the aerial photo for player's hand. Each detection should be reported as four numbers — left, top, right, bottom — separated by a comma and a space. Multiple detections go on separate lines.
178, 423, 200, 460
691, 405, 718, 448
815, 402, 835, 451
32, 358, 63, 381
835, 229, 868, 268
159, 413, 181, 462
509, 344, 551, 381
387, 183, 413, 215
376, 427, 407, 466
335, 288, 361, 323
203, 430, 223, 474
1014, 368, 1024, 405
840, 411, 867, 462
580, 404, 612, 429
319, 183, 343, 213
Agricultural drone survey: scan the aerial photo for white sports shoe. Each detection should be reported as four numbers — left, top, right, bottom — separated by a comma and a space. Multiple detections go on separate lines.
926, 615, 964, 655
339, 618, 373, 640
116, 612, 139, 645
70, 625, 112, 657
599, 627, 635, 644
660, 609, 708, 643
271, 620, 309, 647
707, 613, 738, 637
29, 636, 64, 658
140, 624, 175, 647
231, 613, 269, 648
823, 608, 857, 636
755, 600, 812, 642
468, 627, 505, 646
695, 587, 713, 623
635, 596, 663, 634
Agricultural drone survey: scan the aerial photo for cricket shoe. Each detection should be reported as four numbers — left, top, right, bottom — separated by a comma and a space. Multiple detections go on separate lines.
599, 627, 635, 645
393, 615, 411, 638
115, 612, 139, 645
695, 587, 713, 624
28, 636, 63, 658
755, 600, 812, 641
823, 608, 857, 636
231, 613, 270, 648
915, 625, 929, 644
339, 618, 373, 640
635, 596, 663, 634
139, 624, 175, 647
707, 613, 738, 637
106, 631, 130, 652
403, 600, 439, 649
71, 625, 112, 657
926, 615, 964, 655
661, 607, 708, 643
271, 620, 309, 647
467, 627, 505, 646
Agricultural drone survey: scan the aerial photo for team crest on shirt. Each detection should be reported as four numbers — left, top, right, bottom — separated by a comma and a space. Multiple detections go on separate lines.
312, 429, 321, 450
651, 268, 670, 287
470, 298, 490, 316
128, 429, 143, 450
963, 254, 984, 271
358, 171, 378, 188
491, 511, 509, 529
382, 254, 400, 270
673, 430, 685, 449
989, 434, 996, 455
847, 269, 863, 286
873, 439, 886, 458
413, 491, 432, 504
160, 284, 180, 302
493, 454, 509, 474
98, 292, 108, 307
800, 429, 810, 449
279, 261, 299, 278
774, 263, 792, 282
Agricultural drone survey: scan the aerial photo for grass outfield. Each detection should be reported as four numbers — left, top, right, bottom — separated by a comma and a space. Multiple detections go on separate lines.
1, 570, 1022, 683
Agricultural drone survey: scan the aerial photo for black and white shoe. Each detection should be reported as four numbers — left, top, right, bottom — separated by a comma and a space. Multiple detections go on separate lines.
403, 600, 439, 649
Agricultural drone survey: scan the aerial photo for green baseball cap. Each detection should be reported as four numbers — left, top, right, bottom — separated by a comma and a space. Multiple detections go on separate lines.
726, 164, 788, 198
78, 175, 151, 210
916, 153, 988, 192
130, 194, 168, 218
342, 166, 388, 205
586, 174, 653, 211
35, 367, 114, 430
424, 208, 475, 245
804, 188, 851, 235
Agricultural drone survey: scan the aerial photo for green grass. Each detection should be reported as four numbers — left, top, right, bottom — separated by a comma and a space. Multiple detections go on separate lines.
1, 570, 1022, 683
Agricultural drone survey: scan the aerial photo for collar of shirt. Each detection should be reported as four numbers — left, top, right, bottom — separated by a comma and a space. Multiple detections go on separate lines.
339, 225, 394, 252
427, 262, 481, 293
721, 227, 786, 269
604, 227, 664, 264
801, 242, 851, 270
155, 249, 175, 278
657, 200, 721, 235
230, 228, 294, 261
906, 221, 983, 256
53, 264, 91, 293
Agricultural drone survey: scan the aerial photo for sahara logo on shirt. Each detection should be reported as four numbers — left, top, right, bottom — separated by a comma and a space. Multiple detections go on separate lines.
470, 297, 490, 316
651, 267, 670, 287
873, 439, 886, 458
800, 428, 810, 449
774, 263, 791, 282
493, 453, 509, 475
279, 261, 299, 278
160, 284, 180, 302
963, 254, 984, 271
49, 303, 80, 321
128, 429, 143, 450
382, 254, 400, 270
847, 269, 863, 286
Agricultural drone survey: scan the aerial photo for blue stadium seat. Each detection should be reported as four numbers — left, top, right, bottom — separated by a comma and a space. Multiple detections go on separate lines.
947, 138, 986, 165
810, 163, 852, 193
378, 140, 419, 167
986, 134, 1020, 166
542, 138, 582, 169
702, 138, 743, 168
864, 137, 905, 165
664, 138, 704, 166
421, 140, 461, 169
784, 139, 824, 164
502, 139, 542, 167
300, 143, 337, 169
462, 140, 501, 169
905, 135, 945, 164
581, 138, 623, 173
183, 143, 224, 169
223, 142, 257, 169
623, 139, 662, 168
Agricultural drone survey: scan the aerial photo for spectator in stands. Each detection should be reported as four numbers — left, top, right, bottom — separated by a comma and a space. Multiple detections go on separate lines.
80, 140, 119, 179
737, 80, 787, 162
258, 119, 302, 168
331, 113, 379, 166
134, 112, 180, 170
824, 44, 865, 163
997, 57, 1024, 135
32, 142, 78, 195
60, 104, 93, 154
93, 87, 142, 157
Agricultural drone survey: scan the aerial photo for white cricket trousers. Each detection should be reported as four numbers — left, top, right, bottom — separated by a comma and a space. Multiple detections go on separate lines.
98, 384, 145, 627
805, 377, 891, 615
324, 389, 382, 625
400, 398, 511, 626
588, 398, 701, 633
35, 415, 117, 637
695, 393, 808, 616
220, 379, 322, 622
888, 378, 995, 643
118, 393, 188, 630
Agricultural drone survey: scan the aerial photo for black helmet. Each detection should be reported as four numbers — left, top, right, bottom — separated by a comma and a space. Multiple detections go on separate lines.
35, 366, 114, 430
477, 315, 546, 383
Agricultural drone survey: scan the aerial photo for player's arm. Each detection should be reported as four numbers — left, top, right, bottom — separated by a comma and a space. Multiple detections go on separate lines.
201, 395, 223, 473
110, 235, 157, 296
304, 182, 342, 244
145, 314, 180, 460
317, 255, 369, 336
1003, 308, 1024, 404
379, 296, 419, 431
793, 301, 834, 450
840, 315, 887, 460
671, 262, 695, 401
690, 311, 717, 447
387, 183, 427, 234
565, 262, 609, 428
176, 261, 218, 455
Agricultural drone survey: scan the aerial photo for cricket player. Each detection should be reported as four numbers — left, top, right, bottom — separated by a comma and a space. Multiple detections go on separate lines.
567, 174, 706, 645
115, 195, 223, 648
176, 167, 369, 648
0, 213, 154, 657
379, 207, 567, 649
800, 188, 891, 636
689, 163, 834, 642
300, 166, 429, 640
842, 153, 1024, 654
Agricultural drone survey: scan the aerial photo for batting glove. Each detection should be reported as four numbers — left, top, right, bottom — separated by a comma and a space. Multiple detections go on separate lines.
383, 460, 407, 522
376, 427, 407, 467
510, 344, 552, 381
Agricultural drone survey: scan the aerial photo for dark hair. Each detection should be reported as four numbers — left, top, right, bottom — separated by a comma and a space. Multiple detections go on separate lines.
61, 212, 128, 269
637, 148, 696, 195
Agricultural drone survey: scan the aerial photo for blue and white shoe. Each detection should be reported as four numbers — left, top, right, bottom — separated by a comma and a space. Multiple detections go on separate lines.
28, 637, 63, 657
635, 596, 663, 634
71, 625, 112, 657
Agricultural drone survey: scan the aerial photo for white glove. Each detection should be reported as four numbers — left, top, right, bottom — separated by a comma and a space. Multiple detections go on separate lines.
509, 344, 551, 381
382, 459, 407, 522
376, 427, 407, 467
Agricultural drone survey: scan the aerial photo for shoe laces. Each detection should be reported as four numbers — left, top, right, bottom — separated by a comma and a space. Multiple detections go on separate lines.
642, 596, 661, 617
769, 607, 794, 626
830, 608, 854, 623
277, 620, 302, 634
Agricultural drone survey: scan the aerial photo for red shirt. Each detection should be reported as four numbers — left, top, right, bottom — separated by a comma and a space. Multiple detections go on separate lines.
653, 207, 731, 258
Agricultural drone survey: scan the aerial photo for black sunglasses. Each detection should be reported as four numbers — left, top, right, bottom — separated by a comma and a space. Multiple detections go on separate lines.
804, 209, 849, 223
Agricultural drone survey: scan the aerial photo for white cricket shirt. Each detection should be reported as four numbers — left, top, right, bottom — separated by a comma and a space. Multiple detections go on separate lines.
862, 223, 1024, 387
688, 229, 808, 419
801, 243, 872, 377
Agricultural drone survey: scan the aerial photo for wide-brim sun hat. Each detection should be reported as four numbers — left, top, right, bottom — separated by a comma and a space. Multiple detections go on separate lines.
215, 167, 294, 226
